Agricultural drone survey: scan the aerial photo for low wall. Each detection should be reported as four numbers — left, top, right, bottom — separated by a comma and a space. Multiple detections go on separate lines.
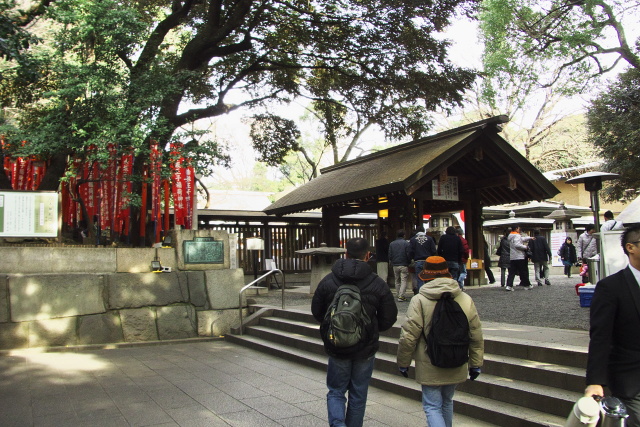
0, 231, 236, 274
0, 270, 248, 349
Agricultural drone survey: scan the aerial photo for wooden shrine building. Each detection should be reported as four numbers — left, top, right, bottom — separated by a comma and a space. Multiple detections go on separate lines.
264, 116, 560, 262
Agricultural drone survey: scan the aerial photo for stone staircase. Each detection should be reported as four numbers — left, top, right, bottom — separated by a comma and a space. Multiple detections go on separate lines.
226, 307, 586, 427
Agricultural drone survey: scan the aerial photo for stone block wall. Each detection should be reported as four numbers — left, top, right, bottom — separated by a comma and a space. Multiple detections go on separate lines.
0, 269, 248, 350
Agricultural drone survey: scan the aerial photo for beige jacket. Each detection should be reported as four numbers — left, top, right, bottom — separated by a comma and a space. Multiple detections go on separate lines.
397, 277, 484, 385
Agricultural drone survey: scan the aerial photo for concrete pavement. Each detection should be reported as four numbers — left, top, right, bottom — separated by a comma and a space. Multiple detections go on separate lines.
0, 272, 591, 427
0, 339, 496, 427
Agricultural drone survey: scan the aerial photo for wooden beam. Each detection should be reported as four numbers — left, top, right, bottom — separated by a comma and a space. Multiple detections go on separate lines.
468, 175, 510, 190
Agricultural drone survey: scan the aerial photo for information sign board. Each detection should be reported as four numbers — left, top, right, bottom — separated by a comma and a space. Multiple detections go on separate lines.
183, 237, 224, 264
0, 191, 58, 237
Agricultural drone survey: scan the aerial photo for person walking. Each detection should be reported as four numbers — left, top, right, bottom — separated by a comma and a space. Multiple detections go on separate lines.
505, 225, 534, 291
585, 224, 640, 427
437, 226, 464, 281
311, 237, 398, 427
409, 226, 437, 291
577, 225, 598, 284
601, 210, 624, 232
497, 228, 511, 287
528, 228, 552, 286
389, 229, 411, 301
483, 238, 496, 284
397, 256, 484, 427
456, 228, 470, 289
558, 237, 577, 278
375, 231, 390, 285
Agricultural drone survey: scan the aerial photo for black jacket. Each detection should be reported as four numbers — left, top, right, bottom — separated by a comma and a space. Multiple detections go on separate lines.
311, 258, 398, 359
559, 242, 577, 264
437, 233, 463, 263
388, 238, 411, 266
408, 232, 437, 262
587, 267, 640, 399
528, 236, 552, 263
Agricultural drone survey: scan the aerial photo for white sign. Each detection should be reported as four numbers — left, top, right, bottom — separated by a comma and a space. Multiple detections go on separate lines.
0, 191, 59, 237
432, 177, 459, 201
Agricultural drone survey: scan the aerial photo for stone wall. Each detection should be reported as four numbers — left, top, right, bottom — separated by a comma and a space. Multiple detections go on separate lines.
0, 270, 248, 349
0, 231, 248, 350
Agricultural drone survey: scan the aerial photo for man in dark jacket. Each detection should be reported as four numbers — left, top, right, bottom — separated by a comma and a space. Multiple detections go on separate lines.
311, 237, 398, 427
586, 224, 640, 426
408, 226, 437, 291
437, 226, 464, 281
528, 228, 552, 286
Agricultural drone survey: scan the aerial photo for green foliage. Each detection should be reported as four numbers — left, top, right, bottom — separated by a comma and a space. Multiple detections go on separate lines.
248, 114, 301, 167
0, 0, 40, 63
2, 0, 478, 194
480, 0, 640, 92
587, 68, 640, 201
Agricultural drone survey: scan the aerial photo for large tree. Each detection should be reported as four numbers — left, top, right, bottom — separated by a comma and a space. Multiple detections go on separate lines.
1, 0, 478, 239
471, 0, 626, 170
587, 67, 640, 201
479, 0, 640, 90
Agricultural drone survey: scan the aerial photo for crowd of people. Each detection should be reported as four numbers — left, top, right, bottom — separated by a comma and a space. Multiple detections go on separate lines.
310, 210, 640, 427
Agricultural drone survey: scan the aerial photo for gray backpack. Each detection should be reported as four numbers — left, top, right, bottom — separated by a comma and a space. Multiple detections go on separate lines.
323, 284, 371, 348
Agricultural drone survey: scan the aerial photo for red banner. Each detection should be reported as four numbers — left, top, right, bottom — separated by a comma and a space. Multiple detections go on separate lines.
184, 163, 194, 230
170, 143, 186, 227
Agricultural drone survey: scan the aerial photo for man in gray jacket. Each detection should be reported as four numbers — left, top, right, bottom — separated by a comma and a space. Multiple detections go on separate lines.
389, 229, 411, 301
506, 225, 534, 291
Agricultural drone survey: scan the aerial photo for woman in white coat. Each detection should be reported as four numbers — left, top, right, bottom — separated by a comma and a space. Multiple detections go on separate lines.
397, 256, 484, 427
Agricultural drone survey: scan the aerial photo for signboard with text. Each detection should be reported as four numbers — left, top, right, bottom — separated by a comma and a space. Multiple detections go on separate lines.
432, 176, 459, 201
0, 191, 59, 237
183, 237, 224, 264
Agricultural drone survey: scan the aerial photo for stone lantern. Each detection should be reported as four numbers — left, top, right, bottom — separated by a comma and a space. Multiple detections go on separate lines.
296, 243, 345, 294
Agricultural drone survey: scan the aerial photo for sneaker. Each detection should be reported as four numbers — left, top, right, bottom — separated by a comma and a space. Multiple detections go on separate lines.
537, 283, 543, 286
545, 280, 551, 286
525, 285, 533, 290
505, 286, 514, 292
397, 296, 407, 302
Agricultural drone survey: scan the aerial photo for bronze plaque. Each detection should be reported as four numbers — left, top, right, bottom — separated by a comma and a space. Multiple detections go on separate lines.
183, 237, 224, 264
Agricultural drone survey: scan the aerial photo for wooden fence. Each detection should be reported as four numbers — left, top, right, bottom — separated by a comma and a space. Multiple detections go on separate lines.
210, 223, 377, 273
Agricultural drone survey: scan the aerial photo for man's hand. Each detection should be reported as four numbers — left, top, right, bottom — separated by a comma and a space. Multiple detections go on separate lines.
585, 384, 604, 398
398, 367, 409, 378
469, 367, 481, 381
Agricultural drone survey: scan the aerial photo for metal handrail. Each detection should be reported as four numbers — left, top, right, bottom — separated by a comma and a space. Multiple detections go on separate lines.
238, 269, 285, 335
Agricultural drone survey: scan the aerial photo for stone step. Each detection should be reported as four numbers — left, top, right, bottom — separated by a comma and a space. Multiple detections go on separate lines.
226, 331, 571, 427
244, 286, 269, 296
255, 314, 585, 385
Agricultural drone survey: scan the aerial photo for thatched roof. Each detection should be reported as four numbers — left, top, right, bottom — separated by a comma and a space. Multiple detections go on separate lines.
264, 116, 559, 215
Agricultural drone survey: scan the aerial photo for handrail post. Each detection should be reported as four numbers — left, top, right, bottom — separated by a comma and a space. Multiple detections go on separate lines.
238, 269, 285, 335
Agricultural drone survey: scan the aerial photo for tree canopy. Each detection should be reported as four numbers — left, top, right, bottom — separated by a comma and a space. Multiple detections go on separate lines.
480, 0, 640, 91
1, 0, 479, 193
587, 67, 640, 201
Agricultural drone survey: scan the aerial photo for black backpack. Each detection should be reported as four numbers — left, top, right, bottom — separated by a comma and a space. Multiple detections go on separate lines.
323, 283, 371, 348
424, 292, 470, 368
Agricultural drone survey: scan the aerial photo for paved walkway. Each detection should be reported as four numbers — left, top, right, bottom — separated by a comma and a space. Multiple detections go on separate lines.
1, 339, 496, 427
0, 273, 590, 427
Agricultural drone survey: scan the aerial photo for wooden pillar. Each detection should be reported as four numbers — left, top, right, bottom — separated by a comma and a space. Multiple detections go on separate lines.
322, 207, 340, 247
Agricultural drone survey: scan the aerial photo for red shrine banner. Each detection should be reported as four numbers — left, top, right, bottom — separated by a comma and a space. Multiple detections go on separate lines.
170, 143, 186, 227
5, 137, 198, 243
149, 141, 163, 233
184, 162, 194, 230
1, 137, 48, 191
115, 150, 133, 235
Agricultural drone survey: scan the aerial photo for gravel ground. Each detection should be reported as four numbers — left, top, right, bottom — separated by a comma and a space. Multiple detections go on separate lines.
249, 268, 591, 331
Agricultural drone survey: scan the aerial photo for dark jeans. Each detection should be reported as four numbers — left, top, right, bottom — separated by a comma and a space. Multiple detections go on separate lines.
507, 259, 531, 287
446, 261, 459, 281
485, 264, 495, 283
415, 260, 425, 291
326, 355, 375, 427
